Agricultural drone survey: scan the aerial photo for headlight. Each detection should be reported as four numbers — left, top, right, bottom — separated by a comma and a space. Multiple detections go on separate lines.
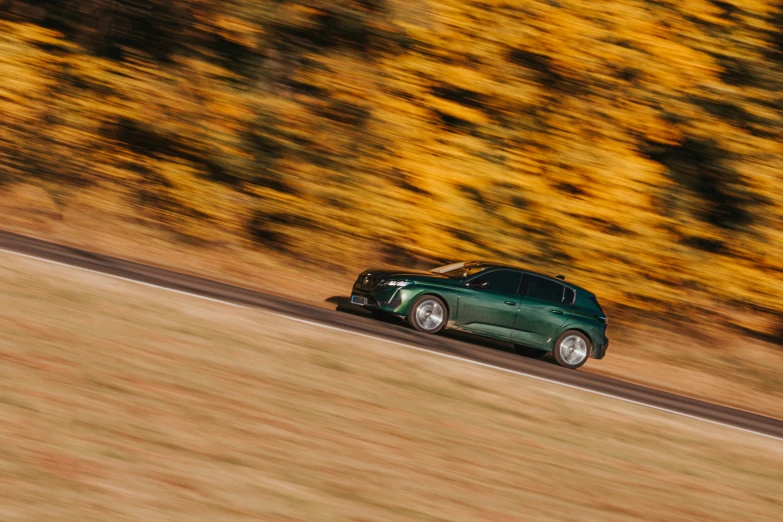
382, 280, 412, 287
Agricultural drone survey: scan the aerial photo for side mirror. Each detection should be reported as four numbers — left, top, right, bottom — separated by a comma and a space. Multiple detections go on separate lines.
467, 281, 488, 289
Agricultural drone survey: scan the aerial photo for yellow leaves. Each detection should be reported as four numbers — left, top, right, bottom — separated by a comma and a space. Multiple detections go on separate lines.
275, 2, 325, 30
205, 100, 253, 127
429, 97, 490, 127
212, 15, 263, 49
2, 3, 783, 317
155, 160, 241, 228
177, 56, 237, 80
1, 21, 72, 49
642, 117, 683, 147
0, 24, 61, 93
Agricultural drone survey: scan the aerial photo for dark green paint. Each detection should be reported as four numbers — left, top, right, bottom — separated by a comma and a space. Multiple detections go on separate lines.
351, 262, 609, 359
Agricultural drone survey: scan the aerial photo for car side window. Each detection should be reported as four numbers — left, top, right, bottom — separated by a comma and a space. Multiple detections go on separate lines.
527, 275, 571, 304
469, 270, 523, 294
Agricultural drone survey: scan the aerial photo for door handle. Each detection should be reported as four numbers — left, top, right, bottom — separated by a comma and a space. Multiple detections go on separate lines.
550, 309, 564, 315
505, 301, 518, 306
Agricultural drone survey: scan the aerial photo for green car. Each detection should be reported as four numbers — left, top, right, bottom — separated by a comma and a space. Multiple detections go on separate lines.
350, 261, 608, 369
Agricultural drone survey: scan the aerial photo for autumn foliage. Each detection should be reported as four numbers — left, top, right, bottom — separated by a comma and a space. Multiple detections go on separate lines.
1, 0, 782, 338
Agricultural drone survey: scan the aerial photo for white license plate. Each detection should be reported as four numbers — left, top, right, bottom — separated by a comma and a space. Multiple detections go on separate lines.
351, 295, 369, 306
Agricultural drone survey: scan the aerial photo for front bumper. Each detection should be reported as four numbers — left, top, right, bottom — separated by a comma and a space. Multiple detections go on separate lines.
350, 285, 405, 314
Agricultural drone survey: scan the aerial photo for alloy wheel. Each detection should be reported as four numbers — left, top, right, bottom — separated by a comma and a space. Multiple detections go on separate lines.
558, 334, 588, 366
414, 299, 445, 331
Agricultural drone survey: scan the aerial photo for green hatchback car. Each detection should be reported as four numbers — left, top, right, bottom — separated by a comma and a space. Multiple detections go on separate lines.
350, 261, 608, 369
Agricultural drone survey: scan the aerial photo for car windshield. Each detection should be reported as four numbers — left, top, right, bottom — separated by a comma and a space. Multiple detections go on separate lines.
430, 261, 488, 279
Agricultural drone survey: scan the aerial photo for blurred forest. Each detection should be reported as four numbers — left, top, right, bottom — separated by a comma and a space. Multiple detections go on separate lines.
1, 0, 782, 337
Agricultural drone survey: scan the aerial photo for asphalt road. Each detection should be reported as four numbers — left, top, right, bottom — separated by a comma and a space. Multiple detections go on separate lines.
2, 229, 782, 441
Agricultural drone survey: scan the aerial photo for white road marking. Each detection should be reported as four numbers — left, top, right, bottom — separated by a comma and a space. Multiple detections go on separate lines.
1, 246, 781, 442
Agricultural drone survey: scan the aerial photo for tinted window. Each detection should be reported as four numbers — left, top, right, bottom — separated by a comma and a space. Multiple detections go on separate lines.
470, 270, 523, 294
527, 276, 569, 303
563, 287, 575, 305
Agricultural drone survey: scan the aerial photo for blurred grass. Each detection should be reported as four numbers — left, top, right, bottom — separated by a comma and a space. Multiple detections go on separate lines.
0, 1, 782, 345
1, 251, 782, 521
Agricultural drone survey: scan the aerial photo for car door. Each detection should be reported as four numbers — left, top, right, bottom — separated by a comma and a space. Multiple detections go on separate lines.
513, 275, 573, 348
456, 269, 524, 340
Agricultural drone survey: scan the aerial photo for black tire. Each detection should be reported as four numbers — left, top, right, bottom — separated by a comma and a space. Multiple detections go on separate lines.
408, 295, 448, 333
514, 345, 548, 359
552, 330, 591, 369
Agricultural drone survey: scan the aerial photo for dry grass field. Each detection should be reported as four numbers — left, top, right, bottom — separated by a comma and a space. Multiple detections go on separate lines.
1, 251, 781, 521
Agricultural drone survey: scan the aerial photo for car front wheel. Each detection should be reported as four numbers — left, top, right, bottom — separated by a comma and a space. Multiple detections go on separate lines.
409, 295, 448, 333
552, 330, 591, 369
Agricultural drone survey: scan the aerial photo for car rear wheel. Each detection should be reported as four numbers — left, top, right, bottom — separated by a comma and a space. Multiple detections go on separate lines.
514, 345, 548, 359
552, 331, 591, 369
409, 295, 448, 333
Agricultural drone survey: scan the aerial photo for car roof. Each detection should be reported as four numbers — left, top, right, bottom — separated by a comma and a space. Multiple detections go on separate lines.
466, 261, 592, 294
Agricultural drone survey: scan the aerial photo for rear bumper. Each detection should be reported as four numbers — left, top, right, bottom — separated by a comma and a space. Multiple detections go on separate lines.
592, 337, 609, 359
